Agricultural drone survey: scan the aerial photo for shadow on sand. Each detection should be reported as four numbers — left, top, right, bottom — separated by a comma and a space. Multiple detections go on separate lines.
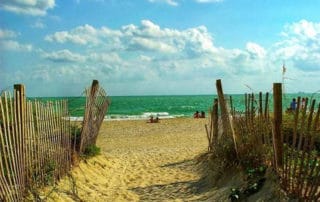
130, 178, 212, 201
131, 157, 213, 201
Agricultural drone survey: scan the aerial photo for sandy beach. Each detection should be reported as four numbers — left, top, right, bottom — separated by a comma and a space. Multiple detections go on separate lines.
32, 117, 282, 202
38, 118, 218, 201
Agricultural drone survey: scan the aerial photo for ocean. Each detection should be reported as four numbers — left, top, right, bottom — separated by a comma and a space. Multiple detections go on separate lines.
29, 93, 320, 120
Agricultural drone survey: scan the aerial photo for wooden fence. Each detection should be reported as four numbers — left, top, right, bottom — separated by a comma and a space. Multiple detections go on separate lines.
0, 85, 71, 201
0, 80, 109, 201
278, 96, 320, 200
206, 80, 272, 161
207, 80, 320, 200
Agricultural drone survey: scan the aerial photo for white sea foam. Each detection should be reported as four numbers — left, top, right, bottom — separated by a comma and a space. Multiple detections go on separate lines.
106, 112, 176, 121
68, 112, 186, 121
68, 117, 84, 121
142, 112, 169, 117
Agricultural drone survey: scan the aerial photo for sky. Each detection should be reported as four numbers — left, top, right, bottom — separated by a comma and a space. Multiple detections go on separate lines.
1, 0, 320, 96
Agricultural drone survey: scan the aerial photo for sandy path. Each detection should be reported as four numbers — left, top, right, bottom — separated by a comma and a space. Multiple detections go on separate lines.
40, 118, 213, 201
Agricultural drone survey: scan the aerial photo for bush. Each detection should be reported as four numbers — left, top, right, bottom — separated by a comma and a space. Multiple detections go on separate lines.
211, 136, 238, 168
44, 160, 56, 185
83, 144, 101, 158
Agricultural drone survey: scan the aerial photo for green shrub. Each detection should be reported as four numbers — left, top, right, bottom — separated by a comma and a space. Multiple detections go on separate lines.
83, 144, 101, 158
44, 160, 56, 185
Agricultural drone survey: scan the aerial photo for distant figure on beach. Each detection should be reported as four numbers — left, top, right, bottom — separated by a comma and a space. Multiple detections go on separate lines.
148, 115, 154, 123
286, 98, 297, 113
290, 98, 297, 110
193, 111, 200, 118
301, 98, 306, 109
154, 116, 159, 123
200, 111, 205, 118
147, 115, 159, 123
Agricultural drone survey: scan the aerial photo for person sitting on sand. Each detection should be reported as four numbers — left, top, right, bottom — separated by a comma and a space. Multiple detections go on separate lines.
154, 116, 159, 123
147, 115, 159, 123
200, 111, 205, 118
148, 115, 154, 123
193, 111, 200, 118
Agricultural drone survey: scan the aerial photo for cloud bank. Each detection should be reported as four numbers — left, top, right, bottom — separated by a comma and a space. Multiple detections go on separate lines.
0, 0, 55, 16
148, 0, 223, 6
0, 29, 33, 52
3, 19, 320, 95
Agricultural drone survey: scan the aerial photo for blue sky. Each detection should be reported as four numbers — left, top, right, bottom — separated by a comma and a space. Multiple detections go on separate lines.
1, 0, 320, 96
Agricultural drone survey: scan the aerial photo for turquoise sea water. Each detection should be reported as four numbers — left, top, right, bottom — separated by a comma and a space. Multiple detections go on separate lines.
29, 93, 320, 120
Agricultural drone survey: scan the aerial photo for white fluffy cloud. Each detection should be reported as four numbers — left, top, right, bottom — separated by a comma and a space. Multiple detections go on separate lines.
274, 19, 320, 72
31, 20, 46, 29
40, 19, 320, 78
0, 0, 55, 16
195, 0, 223, 3
45, 20, 216, 56
0, 40, 33, 52
0, 29, 33, 52
148, 0, 223, 6
283, 20, 320, 39
0, 29, 18, 39
42, 49, 86, 63
87, 52, 122, 64
6, 19, 320, 96
129, 37, 178, 53
45, 24, 99, 45
246, 42, 266, 58
42, 21, 273, 78
148, 0, 178, 6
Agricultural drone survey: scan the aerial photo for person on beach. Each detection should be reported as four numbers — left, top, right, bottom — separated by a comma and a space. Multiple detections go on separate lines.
147, 115, 159, 123
290, 98, 297, 111
154, 116, 159, 123
193, 111, 200, 118
301, 98, 306, 109
148, 115, 154, 123
200, 111, 205, 118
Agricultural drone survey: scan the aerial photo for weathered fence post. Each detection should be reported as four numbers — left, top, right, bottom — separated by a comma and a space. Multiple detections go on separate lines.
216, 79, 238, 158
229, 96, 234, 116
14, 84, 26, 138
250, 93, 254, 123
14, 84, 26, 193
90, 80, 99, 99
273, 83, 283, 169
216, 80, 230, 135
79, 80, 99, 153
213, 98, 219, 141
206, 98, 219, 151
245, 93, 248, 125
259, 92, 263, 117
264, 92, 269, 120
79, 80, 109, 154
